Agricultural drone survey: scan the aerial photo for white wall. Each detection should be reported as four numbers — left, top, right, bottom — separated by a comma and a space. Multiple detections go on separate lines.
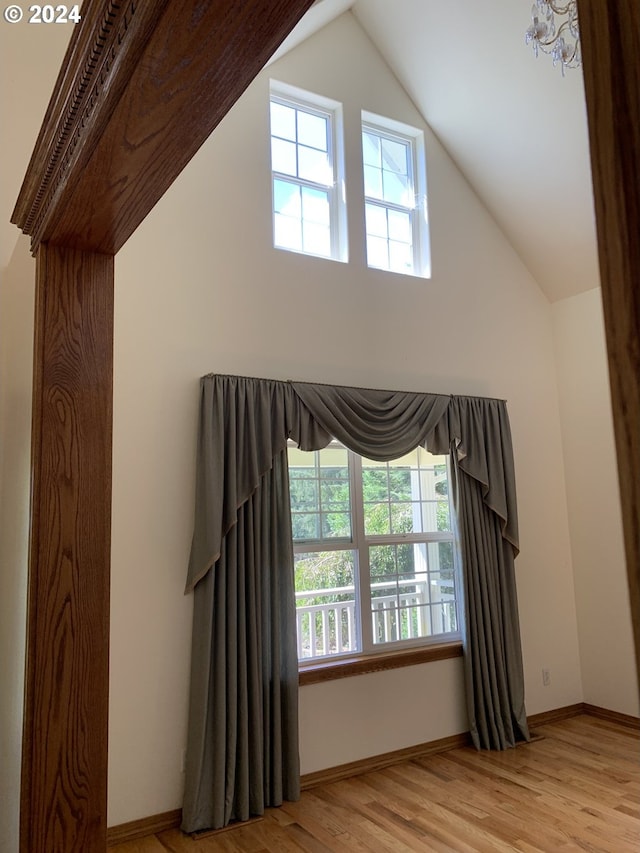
108, 12, 582, 823
0, 237, 36, 853
553, 288, 639, 716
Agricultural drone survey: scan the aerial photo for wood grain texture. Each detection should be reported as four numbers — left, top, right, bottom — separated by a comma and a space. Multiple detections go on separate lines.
12, 0, 315, 256
299, 641, 463, 686
11, 0, 172, 242
13, 3, 319, 848
582, 703, 640, 730
108, 810, 184, 846
526, 703, 585, 728
21, 244, 114, 853
104, 704, 637, 846
106, 715, 640, 852
300, 733, 470, 792
577, 0, 640, 683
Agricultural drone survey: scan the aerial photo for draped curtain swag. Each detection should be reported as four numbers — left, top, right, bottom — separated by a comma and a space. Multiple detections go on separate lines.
182, 374, 529, 833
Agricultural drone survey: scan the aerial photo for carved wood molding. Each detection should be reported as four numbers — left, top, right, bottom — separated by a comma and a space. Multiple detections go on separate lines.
12, 0, 170, 249
11, 0, 315, 257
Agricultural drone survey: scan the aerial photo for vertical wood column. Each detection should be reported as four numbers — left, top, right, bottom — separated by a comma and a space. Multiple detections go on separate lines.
21, 244, 114, 853
578, 0, 640, 682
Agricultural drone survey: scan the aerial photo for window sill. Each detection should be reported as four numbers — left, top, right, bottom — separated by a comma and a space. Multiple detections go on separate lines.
298, 641, 463, 686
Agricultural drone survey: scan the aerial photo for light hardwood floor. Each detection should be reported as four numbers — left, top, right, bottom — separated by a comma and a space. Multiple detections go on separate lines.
110, 715, 639, 852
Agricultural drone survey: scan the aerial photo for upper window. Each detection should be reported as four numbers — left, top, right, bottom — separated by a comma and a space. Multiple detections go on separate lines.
362, 112, 430, 277
288, 442, 459, 663
269, 82, 347, 262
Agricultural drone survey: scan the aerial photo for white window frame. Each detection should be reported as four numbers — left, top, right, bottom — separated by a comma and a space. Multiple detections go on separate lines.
269, 80, 347, 262
289, 442, 460, 664
361, 111, 431, 278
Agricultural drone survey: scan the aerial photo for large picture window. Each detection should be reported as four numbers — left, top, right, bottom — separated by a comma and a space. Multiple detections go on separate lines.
288, 441, 459, 662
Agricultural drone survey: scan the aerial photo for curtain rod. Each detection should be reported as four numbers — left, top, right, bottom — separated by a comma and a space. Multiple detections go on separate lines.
202, 373, 507, 404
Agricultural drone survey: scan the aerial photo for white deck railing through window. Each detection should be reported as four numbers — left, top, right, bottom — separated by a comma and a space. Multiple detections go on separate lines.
295, 579, 456, 660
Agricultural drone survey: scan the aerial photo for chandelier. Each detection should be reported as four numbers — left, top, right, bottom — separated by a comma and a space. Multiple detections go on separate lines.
525, 1, 581, 73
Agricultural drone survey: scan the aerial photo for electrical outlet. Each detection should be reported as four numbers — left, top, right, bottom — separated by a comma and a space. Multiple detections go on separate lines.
542, 668, 551, 687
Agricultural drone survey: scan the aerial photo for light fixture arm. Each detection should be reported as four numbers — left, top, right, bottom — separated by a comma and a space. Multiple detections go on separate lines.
525, 0, 581, 73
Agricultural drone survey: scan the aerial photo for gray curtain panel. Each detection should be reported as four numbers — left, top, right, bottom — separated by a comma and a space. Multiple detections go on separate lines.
182, 374, 529, 833
448, 397, 529, 749
182, 450, 300, 832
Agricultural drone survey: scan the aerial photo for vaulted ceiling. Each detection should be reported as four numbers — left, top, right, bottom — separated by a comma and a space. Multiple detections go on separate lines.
279, 0, 600, 302
2, 0, 599, 302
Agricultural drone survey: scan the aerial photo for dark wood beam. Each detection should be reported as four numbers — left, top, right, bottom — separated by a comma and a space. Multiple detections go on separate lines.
12, 2, 315, 849
21, 244, 113, 853
12, 0, 315, 256
578, 0, 640, 682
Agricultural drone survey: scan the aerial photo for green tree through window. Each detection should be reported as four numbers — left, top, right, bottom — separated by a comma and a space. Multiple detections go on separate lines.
288, 443, 459, 660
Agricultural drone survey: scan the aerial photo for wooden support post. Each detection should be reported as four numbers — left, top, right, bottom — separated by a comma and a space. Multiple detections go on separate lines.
578, 0, 640, 682
21, 244, 113, 853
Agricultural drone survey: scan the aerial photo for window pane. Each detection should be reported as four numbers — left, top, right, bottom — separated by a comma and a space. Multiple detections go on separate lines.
297, 111, 328, 151
291, 512, 319, 540
288, 446, 313, 467
273, 179, 301, 216
369, 543, 396, 577
271, 137, 297, 176
322, 512, 351, 538
365, 203, 388, 239
388, 209, 412, 242
364, 502, 391, 536
295, 550, 359, 659
363, 164, 383, 199
428, 542, 455, 594
302, 222, 331, 257
369, 542, 451, 644
387, 465, 412, 501
381, 137, 409, 175
270, 102, 296, 140
274, 213, 301, 250
363, 464, 388, 491
288, 444, 351, 541
390, 502, 414, 534
420, 501, 438, 533
321, 479, 350, 508
362, 131, 381, 166
298, 146, 330, 183
366, 236, 389, 270
437, 500, 451, 532
363, 452, 450, 536
318, 445, 349, 469
389, 240, 413, 273
382, 170, 410, 206
301, 187, 330, 226
318, 454, 351, 534
289, 477, 318, 511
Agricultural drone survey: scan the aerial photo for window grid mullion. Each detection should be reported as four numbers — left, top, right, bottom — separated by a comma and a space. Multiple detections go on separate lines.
364, 197, 415, 216
289, 443, 459, 663
350, 451, 373, 654
273, 172, 334, 194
